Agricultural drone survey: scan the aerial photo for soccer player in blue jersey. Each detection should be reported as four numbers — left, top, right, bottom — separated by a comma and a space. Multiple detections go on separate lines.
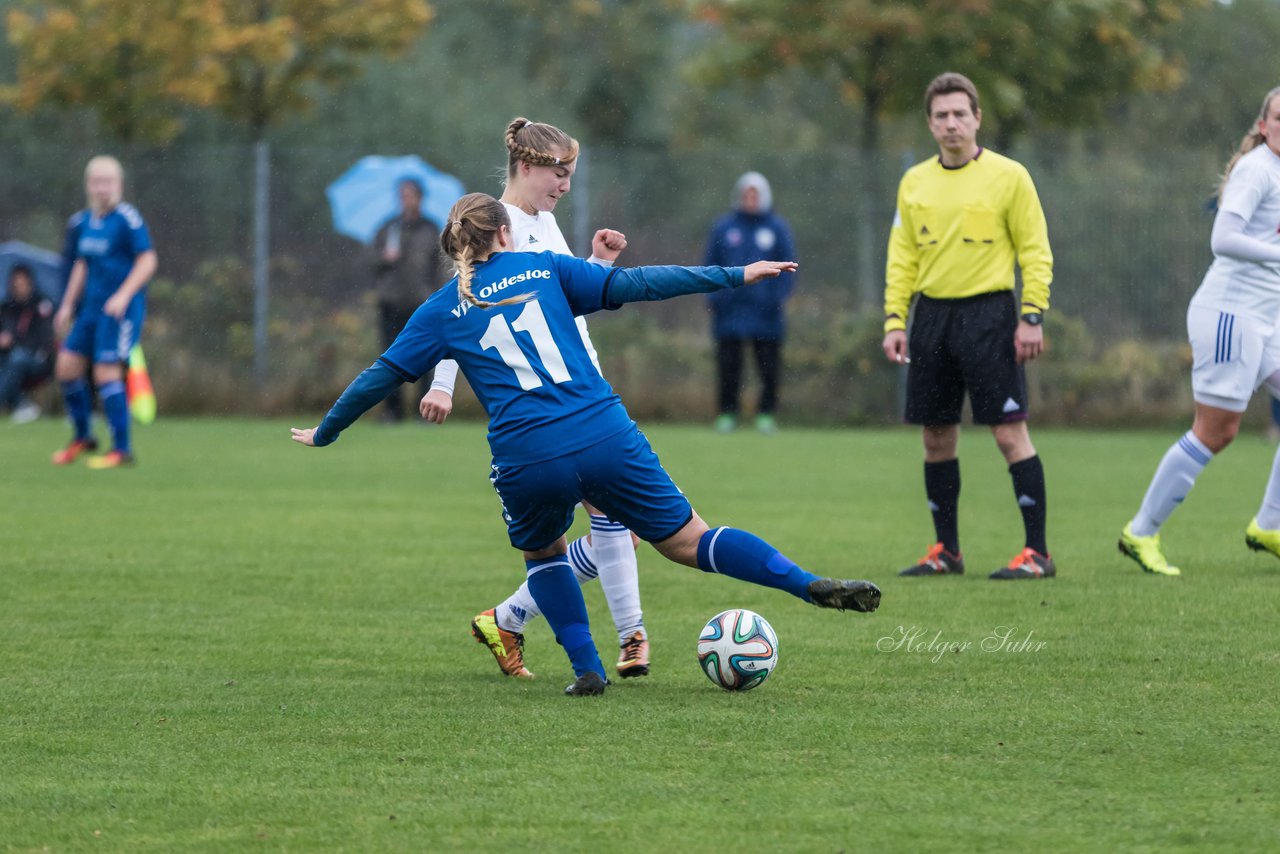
292, 192, 882, 696
425, 117, 651, 681
51, 156, 157, 468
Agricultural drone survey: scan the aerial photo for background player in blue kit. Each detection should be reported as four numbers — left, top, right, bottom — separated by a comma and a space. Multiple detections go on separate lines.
292, 192, 882, 696
51, 155, 157, 468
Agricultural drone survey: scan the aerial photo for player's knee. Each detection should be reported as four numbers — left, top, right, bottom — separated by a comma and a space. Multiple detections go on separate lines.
522, 535, 568, 561
1192, 407, 1242, 453
992, 423, 1032, 461
55, 352, 83, 382
1200, 422, 1238, 453
922, 426, 958, 460
652, 513, 709, 568
92, 363, 123, 385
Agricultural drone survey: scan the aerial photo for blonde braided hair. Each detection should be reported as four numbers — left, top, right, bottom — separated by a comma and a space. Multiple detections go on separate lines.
1219, 86, 1280, 199
441, 193, 536, 309
505, 117, 579, 179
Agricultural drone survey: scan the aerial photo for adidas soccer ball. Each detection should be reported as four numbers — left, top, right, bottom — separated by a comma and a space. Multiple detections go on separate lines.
697, 609, 779, 691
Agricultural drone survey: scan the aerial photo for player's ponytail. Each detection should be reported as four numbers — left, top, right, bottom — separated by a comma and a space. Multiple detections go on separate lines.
441, 193, 534, 310
1219, 86, 1280, 199
505, 117, 579, 180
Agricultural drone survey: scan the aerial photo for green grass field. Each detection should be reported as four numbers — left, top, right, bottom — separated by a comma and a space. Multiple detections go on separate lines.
3, 418, 1279, 852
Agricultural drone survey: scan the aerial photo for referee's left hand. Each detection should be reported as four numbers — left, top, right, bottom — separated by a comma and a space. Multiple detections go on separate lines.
1015, 321, 1045, 363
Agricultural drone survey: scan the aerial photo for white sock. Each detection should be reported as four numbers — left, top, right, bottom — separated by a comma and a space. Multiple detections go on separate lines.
1255, 443, 1280, 529
566, 535, 601, 584
1131, 431, 1213, 536
588, 515, 644, 643
494, 535, 601, 633
494, 584, 540, 633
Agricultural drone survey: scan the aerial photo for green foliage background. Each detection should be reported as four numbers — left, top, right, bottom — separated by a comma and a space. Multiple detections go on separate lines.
2, 0, 1278, 423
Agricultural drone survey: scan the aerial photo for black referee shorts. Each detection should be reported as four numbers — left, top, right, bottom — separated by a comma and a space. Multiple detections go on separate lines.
905, 290, 1027, 426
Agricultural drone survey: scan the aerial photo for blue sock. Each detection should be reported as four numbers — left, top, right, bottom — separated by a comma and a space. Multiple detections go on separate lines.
60, 378, 93, 441
100, 380, 130, 454
525, 557, 605, 678
696, 527, 820, 601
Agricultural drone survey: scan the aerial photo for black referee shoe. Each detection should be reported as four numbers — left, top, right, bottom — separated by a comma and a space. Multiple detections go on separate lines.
899, 543, 965, 576
989, 547, 1056, 580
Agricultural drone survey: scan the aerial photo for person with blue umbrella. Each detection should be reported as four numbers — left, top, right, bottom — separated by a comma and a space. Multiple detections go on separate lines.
369, 177, 444, 421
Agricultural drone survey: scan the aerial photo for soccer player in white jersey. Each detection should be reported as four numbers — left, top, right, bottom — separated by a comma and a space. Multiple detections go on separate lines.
1120, 86, 1280, 575
420, 118, 650, 679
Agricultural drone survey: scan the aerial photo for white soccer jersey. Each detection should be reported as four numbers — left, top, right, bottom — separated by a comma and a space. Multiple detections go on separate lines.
503, 203, 574, 256
1192, 145, 1280, 321
501, 203, 603, 373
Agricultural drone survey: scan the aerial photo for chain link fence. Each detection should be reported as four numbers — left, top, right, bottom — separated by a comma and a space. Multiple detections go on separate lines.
0, 142, 1226, 424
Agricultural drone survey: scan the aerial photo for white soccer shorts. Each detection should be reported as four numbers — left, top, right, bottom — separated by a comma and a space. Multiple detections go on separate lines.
1187, 303, 1280, 412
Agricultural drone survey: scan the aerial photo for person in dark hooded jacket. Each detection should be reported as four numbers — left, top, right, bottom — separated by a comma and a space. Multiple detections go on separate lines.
0, 264, 54, 422
705, 172, 796, 433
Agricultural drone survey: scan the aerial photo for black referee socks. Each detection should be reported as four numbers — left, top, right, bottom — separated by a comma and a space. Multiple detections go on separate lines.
924, 458, 962, 555
1009, 455, 1048, 555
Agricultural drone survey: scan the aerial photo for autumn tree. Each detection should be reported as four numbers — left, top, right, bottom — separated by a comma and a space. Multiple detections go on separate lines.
200, 0, 433, 138
4, 0, 226, 143
4, 0, 433, 143
689, 0, 1209, 153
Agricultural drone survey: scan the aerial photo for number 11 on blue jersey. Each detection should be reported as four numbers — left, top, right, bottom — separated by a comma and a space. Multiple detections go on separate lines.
479, 300, 574, 390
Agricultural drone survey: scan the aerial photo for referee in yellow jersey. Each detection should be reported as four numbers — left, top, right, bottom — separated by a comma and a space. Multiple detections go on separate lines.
881, 72, 1055, 580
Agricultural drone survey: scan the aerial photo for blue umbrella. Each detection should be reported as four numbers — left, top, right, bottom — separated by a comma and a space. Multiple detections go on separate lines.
325, 155, 466, 245
0, 240, 65, 302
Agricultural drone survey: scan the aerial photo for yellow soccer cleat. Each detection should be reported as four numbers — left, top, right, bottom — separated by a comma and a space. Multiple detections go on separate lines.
470, 609, 534, 679
1118, 523, 1181, 576
86, 450, 135, 469
1245, 518, 1280, 560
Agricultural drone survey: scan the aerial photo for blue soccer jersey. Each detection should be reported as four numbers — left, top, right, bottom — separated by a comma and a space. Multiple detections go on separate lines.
382, 251, 635, 464
62, 203, 153, 312
314, 250, 743, 464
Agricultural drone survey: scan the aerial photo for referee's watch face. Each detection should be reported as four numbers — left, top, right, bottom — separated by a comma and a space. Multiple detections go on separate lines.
928, 92, 981, 161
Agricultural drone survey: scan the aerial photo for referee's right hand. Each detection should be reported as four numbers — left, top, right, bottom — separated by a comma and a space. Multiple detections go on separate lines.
882, 330, 909, 365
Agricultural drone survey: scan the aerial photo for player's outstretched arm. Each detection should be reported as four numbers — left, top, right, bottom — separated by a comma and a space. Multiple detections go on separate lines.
597, 260, 799, 307
292, 361, 405, 448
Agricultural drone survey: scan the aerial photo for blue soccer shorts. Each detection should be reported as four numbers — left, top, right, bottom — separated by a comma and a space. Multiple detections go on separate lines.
63, 301, 146, 364
489, 426, 693, 551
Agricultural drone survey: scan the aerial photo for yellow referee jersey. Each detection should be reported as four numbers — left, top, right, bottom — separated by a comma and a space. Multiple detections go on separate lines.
883, 148, 1053, 333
